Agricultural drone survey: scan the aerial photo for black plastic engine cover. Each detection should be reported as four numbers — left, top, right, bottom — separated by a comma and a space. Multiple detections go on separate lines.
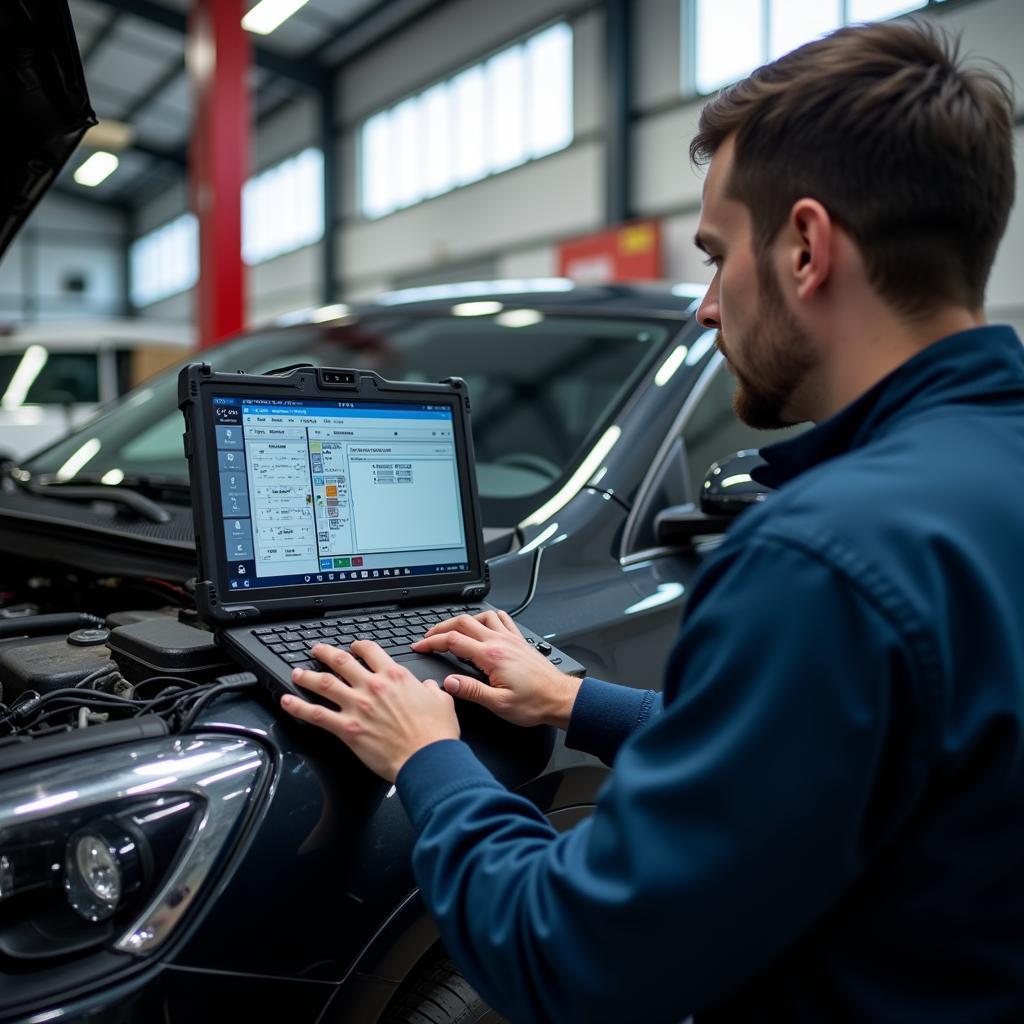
107, 618, 234, 684
0, 635, 114, 699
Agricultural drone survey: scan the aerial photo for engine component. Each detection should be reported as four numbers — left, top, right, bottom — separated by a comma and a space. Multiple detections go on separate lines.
107, 617, 234, 685
0, 635, 114, 699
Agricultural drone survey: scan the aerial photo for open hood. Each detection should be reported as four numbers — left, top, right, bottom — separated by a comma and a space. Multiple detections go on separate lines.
0, 1, 96, 261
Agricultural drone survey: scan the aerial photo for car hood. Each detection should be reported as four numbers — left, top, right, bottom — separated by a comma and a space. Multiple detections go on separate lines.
0, 1, 96, 261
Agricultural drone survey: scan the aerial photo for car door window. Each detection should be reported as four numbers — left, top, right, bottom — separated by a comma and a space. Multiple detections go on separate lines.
682, 356, 806, 497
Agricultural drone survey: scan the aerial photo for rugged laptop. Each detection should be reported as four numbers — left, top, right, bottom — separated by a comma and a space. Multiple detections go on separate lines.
178, 363, 584, 704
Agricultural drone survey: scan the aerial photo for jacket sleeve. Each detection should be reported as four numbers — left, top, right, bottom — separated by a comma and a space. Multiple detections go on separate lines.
563, 677, 663, 766
395, 536, 929, 1024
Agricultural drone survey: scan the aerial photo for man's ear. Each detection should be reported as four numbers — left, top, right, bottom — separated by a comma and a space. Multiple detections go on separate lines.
787, 198, 833, 303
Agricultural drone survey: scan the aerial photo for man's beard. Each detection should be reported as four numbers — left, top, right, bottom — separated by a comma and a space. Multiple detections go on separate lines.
717, 258, 815, 430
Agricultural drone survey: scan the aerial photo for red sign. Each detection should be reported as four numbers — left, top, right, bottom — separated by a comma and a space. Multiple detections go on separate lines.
558, 219, 662, 284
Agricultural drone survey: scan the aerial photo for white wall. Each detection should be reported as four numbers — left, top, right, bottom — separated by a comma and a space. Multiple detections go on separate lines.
0, 194, 128, 324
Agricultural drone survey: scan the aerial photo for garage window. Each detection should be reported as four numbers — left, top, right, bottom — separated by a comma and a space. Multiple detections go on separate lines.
129, 214, 198, 309
242, 148, 325, 265
360, 22, 573, 220
685, 0, 943, 96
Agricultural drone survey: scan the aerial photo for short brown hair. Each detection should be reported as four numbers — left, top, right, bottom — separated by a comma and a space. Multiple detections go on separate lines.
690, 20, 1016, 316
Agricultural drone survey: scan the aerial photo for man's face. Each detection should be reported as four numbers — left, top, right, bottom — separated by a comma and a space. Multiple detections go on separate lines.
694, 137, 815, 429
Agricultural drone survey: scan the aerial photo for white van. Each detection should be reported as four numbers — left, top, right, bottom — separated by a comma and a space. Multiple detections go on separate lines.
0, 319, 193, 462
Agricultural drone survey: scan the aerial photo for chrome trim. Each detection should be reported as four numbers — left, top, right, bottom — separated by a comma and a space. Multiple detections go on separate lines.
0, 735, 269, 956
620, 352, 725, 560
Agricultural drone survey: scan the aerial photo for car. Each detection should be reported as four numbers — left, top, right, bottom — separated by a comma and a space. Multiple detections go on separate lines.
0, 319, 192, 462
0, 278, 802, 1024
0, 6, 805, 1020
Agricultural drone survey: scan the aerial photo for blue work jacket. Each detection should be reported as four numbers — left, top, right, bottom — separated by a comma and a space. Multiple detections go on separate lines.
396, 324, 1024, 1023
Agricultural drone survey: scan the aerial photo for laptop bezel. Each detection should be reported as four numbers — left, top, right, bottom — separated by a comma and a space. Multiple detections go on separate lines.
179, 363, 489, 628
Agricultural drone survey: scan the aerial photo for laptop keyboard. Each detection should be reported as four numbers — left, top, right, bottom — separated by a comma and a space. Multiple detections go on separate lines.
250, 605, 485, 672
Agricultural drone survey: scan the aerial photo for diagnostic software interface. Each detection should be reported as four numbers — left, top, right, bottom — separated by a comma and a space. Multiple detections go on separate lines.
210, 396, 470, 592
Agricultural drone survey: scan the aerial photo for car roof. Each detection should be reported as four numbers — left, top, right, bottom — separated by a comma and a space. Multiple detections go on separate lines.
269, 280, 708, 329
2, 318, 194, 350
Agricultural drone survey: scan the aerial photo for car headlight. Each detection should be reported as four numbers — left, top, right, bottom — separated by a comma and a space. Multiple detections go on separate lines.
0, 734, 268, 975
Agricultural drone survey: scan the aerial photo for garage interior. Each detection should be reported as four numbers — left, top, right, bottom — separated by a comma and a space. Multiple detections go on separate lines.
2, 0, 1020, 341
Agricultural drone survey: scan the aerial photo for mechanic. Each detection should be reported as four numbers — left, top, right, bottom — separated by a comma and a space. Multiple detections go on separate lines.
281, 20, 1024, 1024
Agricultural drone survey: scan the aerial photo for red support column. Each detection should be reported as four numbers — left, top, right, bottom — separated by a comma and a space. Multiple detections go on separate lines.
187, 0, 250, 349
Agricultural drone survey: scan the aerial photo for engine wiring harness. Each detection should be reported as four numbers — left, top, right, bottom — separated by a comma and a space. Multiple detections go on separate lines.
0, 668, 259, 739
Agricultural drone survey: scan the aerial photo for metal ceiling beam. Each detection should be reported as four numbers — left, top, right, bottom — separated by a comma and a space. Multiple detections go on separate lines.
81, 10, 121, 63
120, 57, 186, 122
87, 0, 328, 90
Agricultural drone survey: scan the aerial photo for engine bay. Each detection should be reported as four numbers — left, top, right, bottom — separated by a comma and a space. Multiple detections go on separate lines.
0, 556, 256, 743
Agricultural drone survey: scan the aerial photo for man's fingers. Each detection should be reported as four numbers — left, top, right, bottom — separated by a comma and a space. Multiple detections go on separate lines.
280, 691, 347, 736
411, 629, 486, 664
311, 642, 373, 685
495, 609, 523, 637
443, 674, 501, 712
348, 639, 395, 674
291, 666, 348, 706
424, 614, 491, 641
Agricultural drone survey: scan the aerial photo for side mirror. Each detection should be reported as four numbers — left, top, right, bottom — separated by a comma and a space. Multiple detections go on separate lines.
655, 449, 772, 545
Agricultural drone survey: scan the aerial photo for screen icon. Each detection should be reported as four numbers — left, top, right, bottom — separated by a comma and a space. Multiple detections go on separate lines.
360, 571, 368, 578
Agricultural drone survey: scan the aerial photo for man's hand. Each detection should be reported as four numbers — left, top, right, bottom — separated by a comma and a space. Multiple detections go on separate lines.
280, 640, 459, 782
411, 609, 582, 730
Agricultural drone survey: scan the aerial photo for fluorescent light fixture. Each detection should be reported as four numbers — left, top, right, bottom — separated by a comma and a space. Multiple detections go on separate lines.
101, 468, 125, 486
496, 309, 544, 329
520, 425, 622, 528
654, 344, 690, 387
1, 345, 47, 408
242, 0, 309, 34
73, 151, 119, 187
56, 438, 101, 481
452, 301, 504, 317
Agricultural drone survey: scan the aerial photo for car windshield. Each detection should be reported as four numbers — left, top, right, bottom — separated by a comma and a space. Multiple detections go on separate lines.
23, 311, 674, 524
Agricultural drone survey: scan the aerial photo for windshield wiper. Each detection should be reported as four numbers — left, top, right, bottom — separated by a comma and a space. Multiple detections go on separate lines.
20, 480, 175, 524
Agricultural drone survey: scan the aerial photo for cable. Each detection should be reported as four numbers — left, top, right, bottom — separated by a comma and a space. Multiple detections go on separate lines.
177, 673, 258, 733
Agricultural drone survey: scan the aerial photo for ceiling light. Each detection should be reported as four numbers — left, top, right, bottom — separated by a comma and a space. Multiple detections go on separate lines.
242, 0, 310, 35
452, 301, 504, 317
74, 152, 119, 188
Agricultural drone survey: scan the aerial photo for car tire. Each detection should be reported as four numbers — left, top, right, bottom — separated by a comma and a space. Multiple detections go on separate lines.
381, 951, 508, 1024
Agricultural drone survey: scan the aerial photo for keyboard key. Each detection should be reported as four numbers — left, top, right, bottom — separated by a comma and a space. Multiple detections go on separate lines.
281, 651, 308, 663
299, 629, 321, 640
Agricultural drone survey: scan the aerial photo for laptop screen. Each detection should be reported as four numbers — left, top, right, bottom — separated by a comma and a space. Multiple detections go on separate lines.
210, 395, 470, 594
